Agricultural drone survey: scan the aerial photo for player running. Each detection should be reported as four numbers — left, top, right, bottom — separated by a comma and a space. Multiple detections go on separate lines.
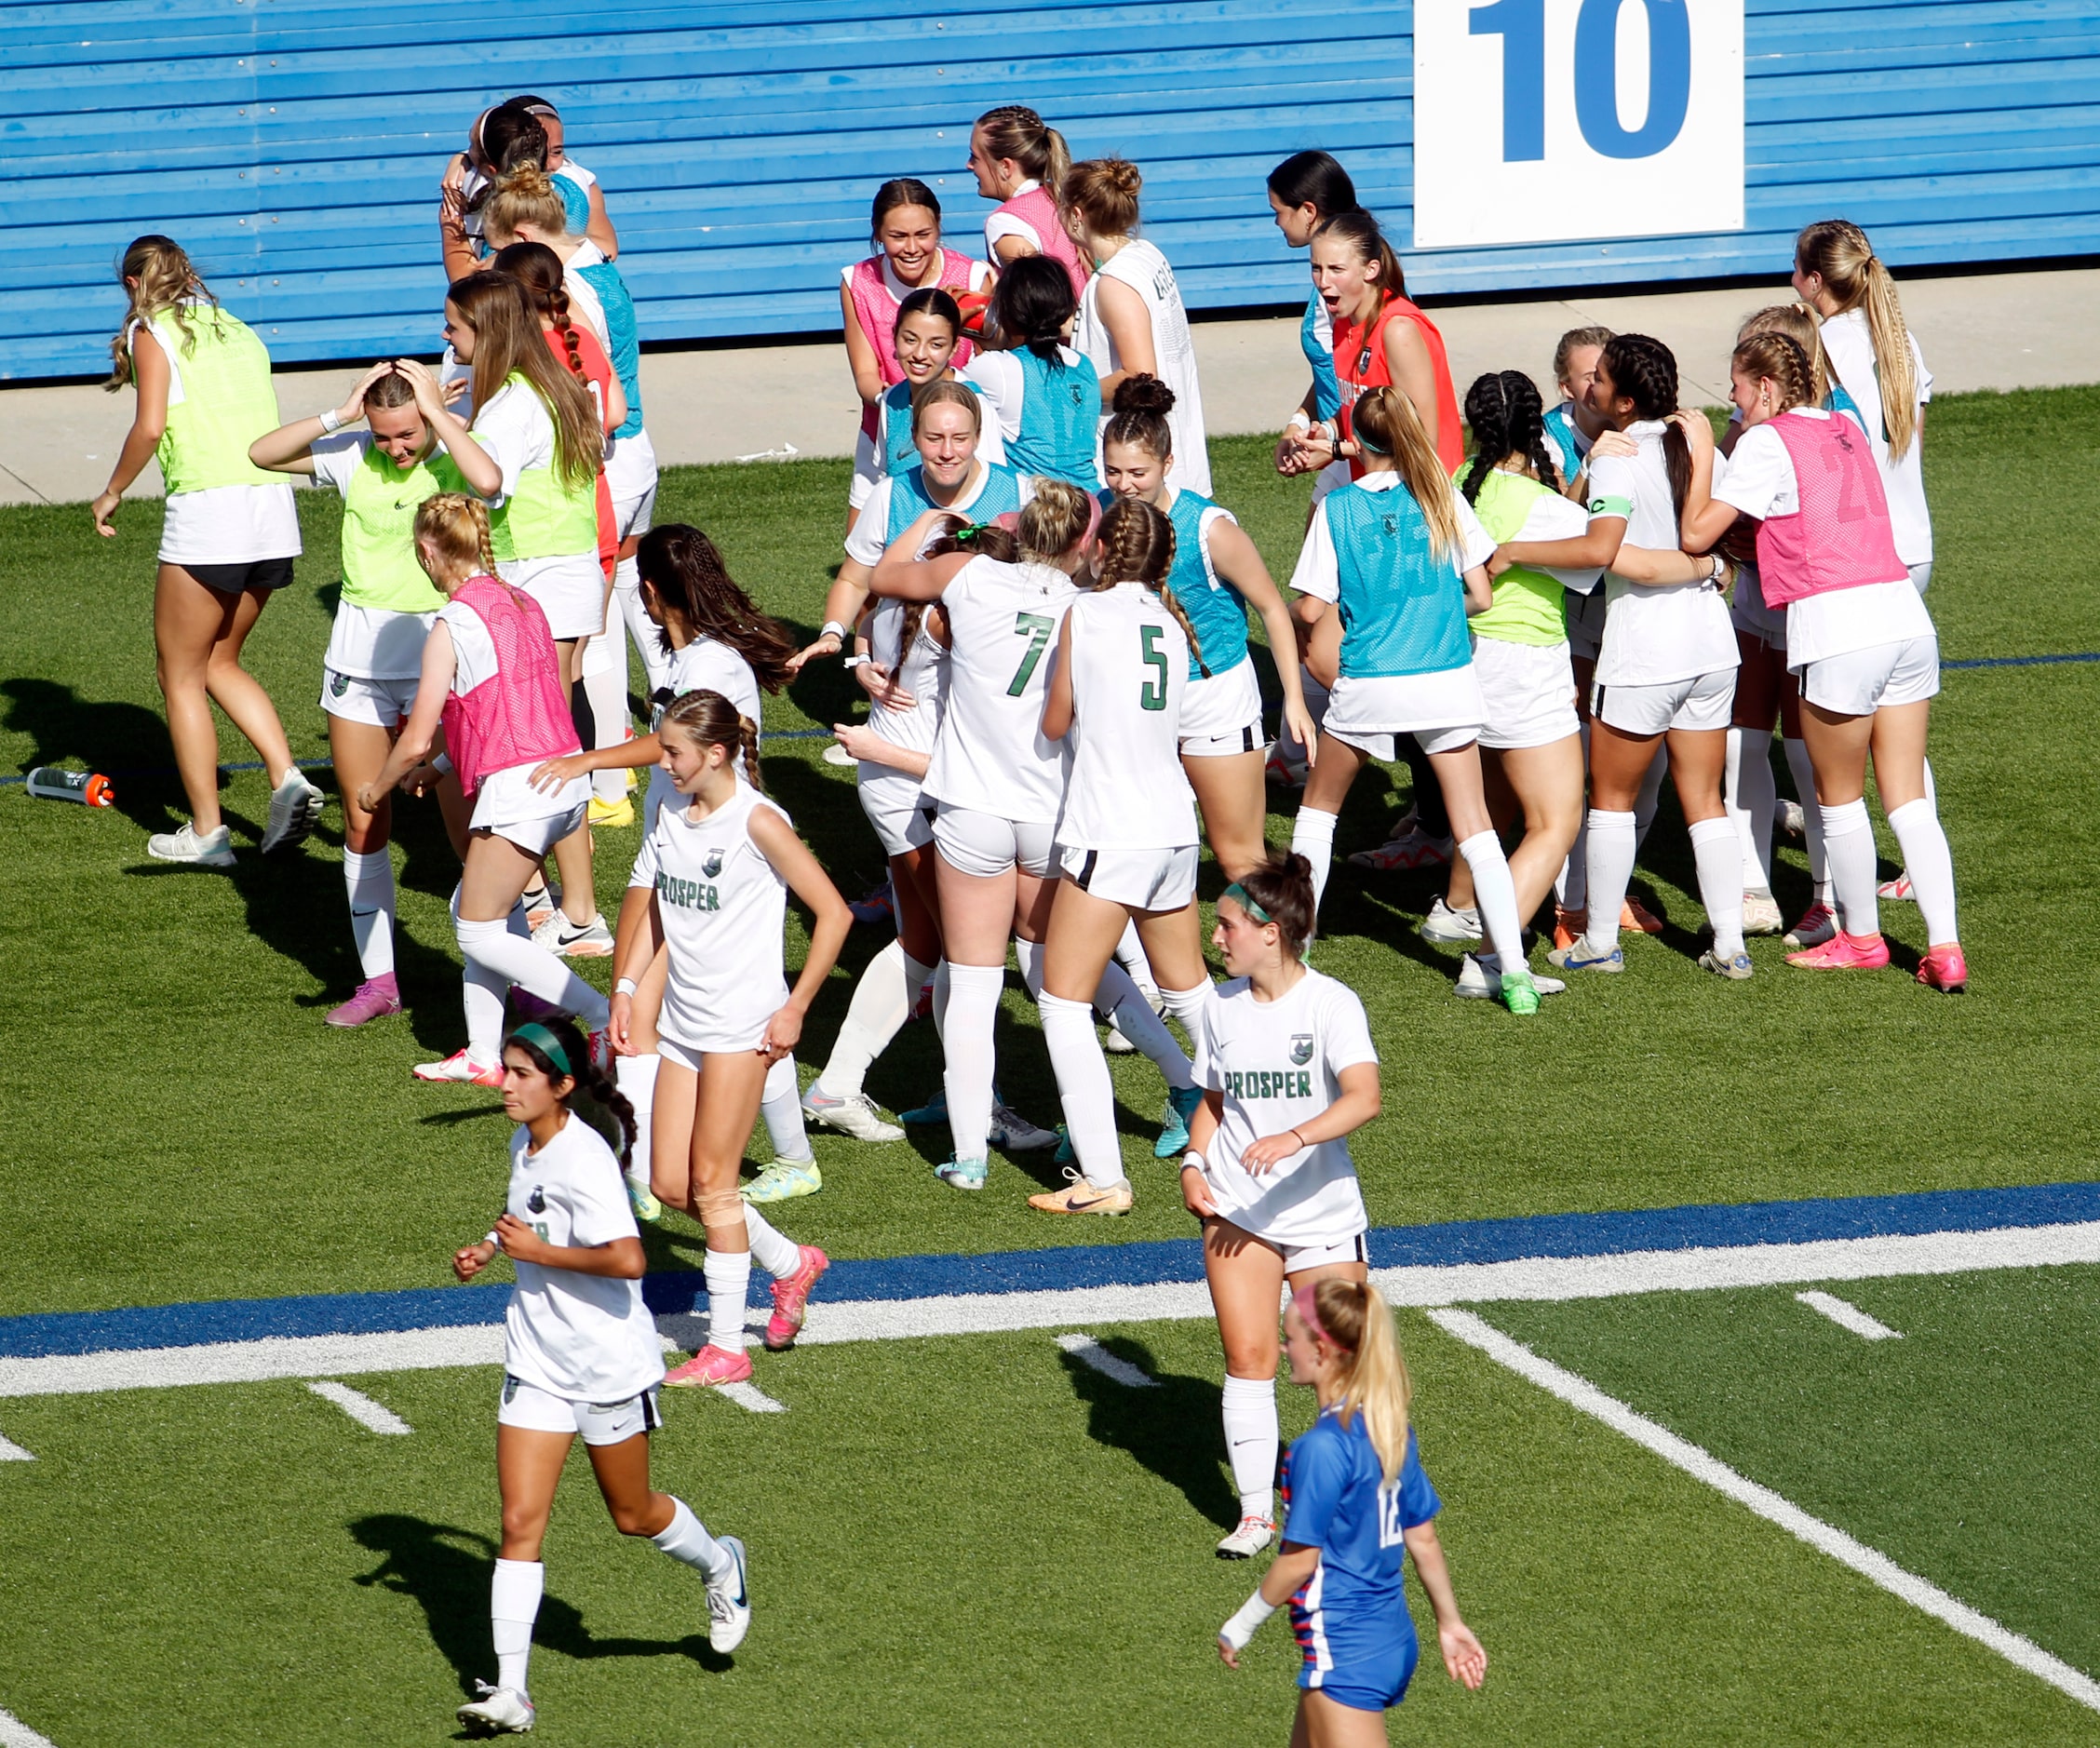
451, 1015, 749, 1736
1217, 1279, 1487, 1743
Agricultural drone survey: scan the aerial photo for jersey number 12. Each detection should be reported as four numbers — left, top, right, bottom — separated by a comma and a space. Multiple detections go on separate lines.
1007, 612, 1056, 696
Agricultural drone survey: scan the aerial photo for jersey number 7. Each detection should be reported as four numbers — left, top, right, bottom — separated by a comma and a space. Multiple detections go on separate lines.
1008, 612, 1056, 696
1138, 625, 1169, 712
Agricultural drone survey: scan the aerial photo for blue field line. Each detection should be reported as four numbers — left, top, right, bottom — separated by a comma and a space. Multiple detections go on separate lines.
4, 1181, 2095, 1363
6, 653, 2096, 787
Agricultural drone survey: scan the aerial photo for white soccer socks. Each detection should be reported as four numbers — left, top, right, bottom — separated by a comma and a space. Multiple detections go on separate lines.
1094, 961, 1195, 1089
1157, 979, 1215, 1043
940, 962, 1004, 1163
1784, 739, 1834, 906
1581, 810, 1637, 954
1456, 830, 1526, 971
814, 939, 922, 1102
761, 1055, 814, 1163
1887, 797, 1959, 946
1039, 989, 1124, 1190
455, 914, 611, 1033
742, 1204, 802, 1279
1221, 1373, 1279, 1522
343, 848, 397, 980
651, 1497, 735, 1583
704, 1245, 752, 1353
615, 1052, 658, 1198
1688, 816, 1747, 959
491, 1557, 544, 1697
1819, 798, 1879, 938
1290, 807, 1339, 915
1727, 728, 1779, 894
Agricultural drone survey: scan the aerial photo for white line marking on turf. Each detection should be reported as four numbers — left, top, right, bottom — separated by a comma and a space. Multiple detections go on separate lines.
1796, 1291, 1903, 1340
0, 1430, 34, 1461
0, 1704, 59, 1748
716, 1381, 787, 1414
1057, 1333, 1157, 1388
1427, 1308, 2100, 1714
306, 1380, 412, 1434
4, 1221, 2098, 1401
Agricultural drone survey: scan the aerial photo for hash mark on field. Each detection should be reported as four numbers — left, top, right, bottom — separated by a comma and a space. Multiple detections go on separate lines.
0, 1430, 33, 1462
717, 1381, 787, 1414
1796, 1291, 1903, 1340
0, 1704, 59, 1747
306, 1381, 411, 1435
1429, 1308, 2100, 1714
1057, 1334, 1156, 1388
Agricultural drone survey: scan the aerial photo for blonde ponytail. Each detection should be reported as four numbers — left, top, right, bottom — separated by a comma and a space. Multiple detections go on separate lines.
1795, 220, 1918, 459
105, 235, 213, 392
1305, 1280, 1412, 1484
1354, 385, 1461, 561
413, 492, 493, 584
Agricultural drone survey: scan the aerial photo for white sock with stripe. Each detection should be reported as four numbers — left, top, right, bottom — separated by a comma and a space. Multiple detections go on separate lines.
1221, 1373, 1279, 1521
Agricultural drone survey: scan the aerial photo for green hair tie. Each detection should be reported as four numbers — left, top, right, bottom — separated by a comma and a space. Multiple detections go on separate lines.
1220, 882, 1272, 923
953, 521, 989, 544
509, 1021, 572, 1078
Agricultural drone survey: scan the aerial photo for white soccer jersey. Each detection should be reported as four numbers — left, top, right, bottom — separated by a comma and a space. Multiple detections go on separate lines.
643, 637, 761, 828
501, 1114, 663, 1403
1074, 238, 1211, 496
1819, 308, 1932, 567
628, 779, 791, 1053
920, 556, 1077, 824
859, 598, 948, 811
1194, 968, 1377, 1248
1587, 422, 1740, 688
1055, 584, 1198, 851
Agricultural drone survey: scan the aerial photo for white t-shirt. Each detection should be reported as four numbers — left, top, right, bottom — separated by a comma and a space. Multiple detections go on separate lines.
1716, 415, 1934, 667
1073, 237, 1211, 496
844, 461, 1028, 567
1055, 583, 1198, 851
1587, 422, 1741, 688
1193, 968, 1376, 1247
921, 556, 1077, 823
131, 313, 302, 566
437, 596, 588, 825
643, 637, 761, 827
1818, 308, 1932, 566
627, 780, 792, 1053
859, 598, 947, 808
501, 1114, 662, 1403
310, 431, 439, 679
984, 179, 1048, 260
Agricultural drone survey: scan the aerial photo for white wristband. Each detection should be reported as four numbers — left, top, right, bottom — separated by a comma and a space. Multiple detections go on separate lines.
614, 977, 639, 998
482, 1229, 501, 1248
820, 620, 848, 642
1219, 1591, 1277, 1652
1180, 1152, 1205, 1174
317, 407, 343, 434
1287, 410, 1312, 432
431, 752, 454, 776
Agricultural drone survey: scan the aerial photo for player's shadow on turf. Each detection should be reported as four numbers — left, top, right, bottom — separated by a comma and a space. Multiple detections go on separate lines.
1058, 1338, 1240, 1531
0, 677, 183, 834
348, 1513, 727, 1699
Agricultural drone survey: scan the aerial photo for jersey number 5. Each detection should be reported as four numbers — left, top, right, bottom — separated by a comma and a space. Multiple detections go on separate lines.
1007, 612, 1056, 696
1138, 625, 1169, 712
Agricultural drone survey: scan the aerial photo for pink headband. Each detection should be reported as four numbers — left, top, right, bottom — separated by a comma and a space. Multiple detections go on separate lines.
1292, 1283, 1344, 1351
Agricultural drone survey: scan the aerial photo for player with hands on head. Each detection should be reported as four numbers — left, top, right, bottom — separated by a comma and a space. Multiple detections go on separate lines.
1216, 1279, 1486, 1745
449, 1015, 748, 1737
1180, 852, 1380, 1560
610, 690, 850, 1389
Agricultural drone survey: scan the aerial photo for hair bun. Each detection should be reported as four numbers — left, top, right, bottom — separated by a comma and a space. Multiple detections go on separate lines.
1105, 157, 1142, 198
496, 163, 553, 198
1112, 372, 1177, 417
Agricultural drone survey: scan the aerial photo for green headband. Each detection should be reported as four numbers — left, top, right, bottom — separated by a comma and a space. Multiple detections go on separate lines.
1220, 882, 1273, 923
509, 1022, 572, 1077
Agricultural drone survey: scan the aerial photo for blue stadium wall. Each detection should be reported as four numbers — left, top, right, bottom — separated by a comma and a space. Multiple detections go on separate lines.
3, 0, 2097, 380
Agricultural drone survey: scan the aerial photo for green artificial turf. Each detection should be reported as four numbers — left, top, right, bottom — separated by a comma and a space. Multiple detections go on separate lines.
0, 1313, 2090, 1746
2, 394, 2097, 1316
1481, 1265, 2100, 1682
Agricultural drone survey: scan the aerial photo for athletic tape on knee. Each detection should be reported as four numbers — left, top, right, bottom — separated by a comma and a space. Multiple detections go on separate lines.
696, 1187, 747, 1231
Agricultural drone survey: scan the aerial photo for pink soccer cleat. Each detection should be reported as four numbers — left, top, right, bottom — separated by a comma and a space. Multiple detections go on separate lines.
1786, 932, 1891, 972
327, 974, 401, 1029
1917, 943, 1969, 993
764, 1245, 829, 1351
664, 1345, 752, 1388
1622, 894, 1665, 935
413, 1048, 504, 1087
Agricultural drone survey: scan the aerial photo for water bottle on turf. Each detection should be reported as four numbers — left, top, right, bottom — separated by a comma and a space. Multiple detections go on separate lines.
25, 767, 114, 808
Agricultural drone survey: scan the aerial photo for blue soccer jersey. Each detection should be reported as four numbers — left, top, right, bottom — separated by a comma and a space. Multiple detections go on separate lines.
1323, 481, 1475, 680
1007, 347, 1102, 484
885, 460, 1024, 546
1164, 486, 1251, 680
1281, 1410, 1441, 1707
1302, 289, 1343, 422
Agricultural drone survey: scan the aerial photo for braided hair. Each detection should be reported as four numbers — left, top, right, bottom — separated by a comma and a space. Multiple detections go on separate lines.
502, 1016, 639, 1172
1598, 334, 1691, 526
658, 688, 763, 794
1091, 497, 1207, 677
1731, 331, 1816, 417
491, 240, 586, 383
412, 492, 496, 583
1459, 370, 1559, 504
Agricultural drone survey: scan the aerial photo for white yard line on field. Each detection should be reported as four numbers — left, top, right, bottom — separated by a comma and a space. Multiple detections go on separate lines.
1057, 1334, 1157, 1388
1427, 1308, 2100, 1714
306, 1380, 412, 1434
0, 1705, 58, 1748
0, 1430, 34, 1461
1796, 1290, 1904, 1340
716, 1381, 788, 1414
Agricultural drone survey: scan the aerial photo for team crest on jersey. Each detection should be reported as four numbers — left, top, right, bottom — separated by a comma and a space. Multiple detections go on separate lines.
1069, 383, 1085, 408
328, 670, 349, 697
502, 1376, 520, 1405
1289, 1034, 1314, 1066
702, 848, 725, 878
1381, 514, 1399, 537
527, 1186, 546, 1215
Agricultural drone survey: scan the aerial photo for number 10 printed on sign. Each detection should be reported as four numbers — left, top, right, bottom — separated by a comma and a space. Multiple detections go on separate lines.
1412, 0, 1743, 249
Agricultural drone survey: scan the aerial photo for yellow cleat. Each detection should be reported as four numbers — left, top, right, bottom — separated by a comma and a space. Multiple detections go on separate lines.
587, 795, 636, 830
1027, 1170, 1134, 1216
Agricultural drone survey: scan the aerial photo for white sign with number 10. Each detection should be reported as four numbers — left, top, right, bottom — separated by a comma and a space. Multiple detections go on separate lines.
1412, 0, 1743, 249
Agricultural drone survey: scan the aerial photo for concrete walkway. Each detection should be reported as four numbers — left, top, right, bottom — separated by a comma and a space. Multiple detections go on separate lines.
5, 265, 2093, 508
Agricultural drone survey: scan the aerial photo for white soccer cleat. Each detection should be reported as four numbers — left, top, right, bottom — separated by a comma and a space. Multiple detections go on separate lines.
1455, 953, 1564, 1000
259, 768, 324, 855
1742, 890, 1784, 935
801, 1085, 905, 1143
1216, 1514, 1277, 1560
707, 1535, 751, 1653
146, 821, 236, 867
1418, 897, 1482, 943
456, 1681, 534, 1733
531, 910, 614, 958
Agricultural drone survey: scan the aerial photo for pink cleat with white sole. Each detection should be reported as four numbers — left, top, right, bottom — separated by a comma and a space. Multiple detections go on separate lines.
412, 1048, 504, 1087
1785, 932, 1891, 972
765, 1245, 829, 1351
664, 1345, 752, 1388
1917, 943, 1969, 993
327, 974, 401, 1029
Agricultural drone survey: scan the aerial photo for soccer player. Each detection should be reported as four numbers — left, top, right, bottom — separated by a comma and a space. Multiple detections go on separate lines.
966, 257, 1103, 486
966, 104, 1088, 294
610, 690, 848, 1389
450, 1016, 748, 1735
1181, 854, 1380, 1557
1217, 1280, 1487, 1742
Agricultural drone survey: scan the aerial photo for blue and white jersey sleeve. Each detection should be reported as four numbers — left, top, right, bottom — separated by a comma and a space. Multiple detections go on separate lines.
1289, 497, 1342, 604
843, 477, 898, 567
